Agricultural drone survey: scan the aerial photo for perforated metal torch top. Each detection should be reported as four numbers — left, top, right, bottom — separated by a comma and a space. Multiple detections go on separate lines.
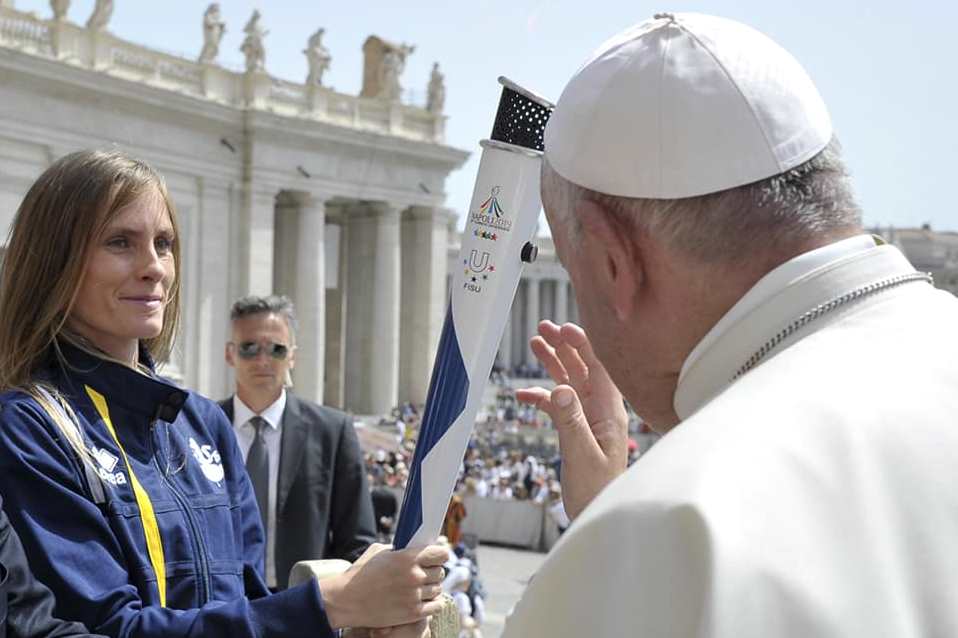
490, 77, 554, 152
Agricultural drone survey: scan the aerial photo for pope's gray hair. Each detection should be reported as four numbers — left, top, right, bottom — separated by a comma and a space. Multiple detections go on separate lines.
230, 294, 298, 343
542, 138, 863, 263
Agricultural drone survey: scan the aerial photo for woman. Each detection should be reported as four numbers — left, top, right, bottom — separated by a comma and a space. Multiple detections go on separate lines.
0, 150, 445, 637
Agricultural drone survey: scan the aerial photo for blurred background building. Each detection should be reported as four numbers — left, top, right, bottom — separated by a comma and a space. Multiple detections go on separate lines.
871, 225, 958, 296
1, 3, 952, 418
0, 0, 575, 414
0, 2, 466, 415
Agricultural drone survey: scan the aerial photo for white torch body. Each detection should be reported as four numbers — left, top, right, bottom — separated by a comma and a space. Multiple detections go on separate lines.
394, 79, 554, 550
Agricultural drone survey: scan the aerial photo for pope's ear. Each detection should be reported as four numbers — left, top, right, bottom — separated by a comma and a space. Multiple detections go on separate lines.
573, 198, 641, 320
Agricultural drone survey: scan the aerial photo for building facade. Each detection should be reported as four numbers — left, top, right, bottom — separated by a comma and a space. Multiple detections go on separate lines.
874, 226, 958, 296
6, 5, 949, 418
0, 3, 468, 414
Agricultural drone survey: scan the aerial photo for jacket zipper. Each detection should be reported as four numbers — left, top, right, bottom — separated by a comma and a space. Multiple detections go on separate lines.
150, 420, 212, 605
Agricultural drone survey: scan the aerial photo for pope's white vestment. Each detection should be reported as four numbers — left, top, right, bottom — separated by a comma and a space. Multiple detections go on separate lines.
504, 236, 958, 637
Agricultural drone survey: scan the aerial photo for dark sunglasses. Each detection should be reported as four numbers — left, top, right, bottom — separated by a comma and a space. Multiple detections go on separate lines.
234, 341, 291, 360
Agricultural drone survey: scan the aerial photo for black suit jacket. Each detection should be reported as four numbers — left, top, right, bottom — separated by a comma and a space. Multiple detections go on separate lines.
219, 393, 376, 589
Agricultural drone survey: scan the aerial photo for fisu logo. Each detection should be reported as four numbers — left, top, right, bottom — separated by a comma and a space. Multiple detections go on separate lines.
468, 249, 490, 273
462, 249, 496, 294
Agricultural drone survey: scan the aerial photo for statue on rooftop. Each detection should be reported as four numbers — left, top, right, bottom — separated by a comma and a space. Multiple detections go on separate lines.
198, 3, 226, 64
85, 0, 112, 31
240, 9, 268, 73
426, 62, 445, 114
50, 0, 70, 21
304, 28, 332, 87
379, 42, 414, 101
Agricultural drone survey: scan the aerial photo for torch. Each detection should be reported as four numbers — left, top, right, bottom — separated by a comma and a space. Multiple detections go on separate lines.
393, 77, 554, 550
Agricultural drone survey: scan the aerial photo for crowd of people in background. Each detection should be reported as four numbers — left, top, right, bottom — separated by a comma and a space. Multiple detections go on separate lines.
440, 534, 486, 638
359, 371, 659, 636
369, 378, 657, 497
491, 362, 550, 381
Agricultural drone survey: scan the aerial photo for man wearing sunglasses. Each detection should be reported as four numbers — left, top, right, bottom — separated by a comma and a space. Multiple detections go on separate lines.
220, 295, 376, 591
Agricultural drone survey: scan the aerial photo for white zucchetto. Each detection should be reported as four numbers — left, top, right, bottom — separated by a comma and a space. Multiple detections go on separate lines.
544, 13, 833, 199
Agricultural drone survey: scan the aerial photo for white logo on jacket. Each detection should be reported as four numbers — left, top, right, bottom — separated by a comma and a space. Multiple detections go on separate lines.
189, 437, 225, 483
90, 445, 127, 485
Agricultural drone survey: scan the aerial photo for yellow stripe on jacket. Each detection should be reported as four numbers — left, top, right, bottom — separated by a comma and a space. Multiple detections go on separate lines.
85, 385, 167, 607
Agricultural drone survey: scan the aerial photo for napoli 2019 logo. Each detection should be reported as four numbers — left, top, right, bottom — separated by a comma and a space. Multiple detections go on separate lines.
470, 185, 513, 232
479, 186, 504, 218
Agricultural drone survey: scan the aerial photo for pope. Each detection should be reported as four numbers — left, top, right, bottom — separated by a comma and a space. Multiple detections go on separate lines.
504, 12, 958, 637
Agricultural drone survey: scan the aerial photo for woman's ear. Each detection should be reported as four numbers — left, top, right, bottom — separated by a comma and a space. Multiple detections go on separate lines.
574, 199, 642, 321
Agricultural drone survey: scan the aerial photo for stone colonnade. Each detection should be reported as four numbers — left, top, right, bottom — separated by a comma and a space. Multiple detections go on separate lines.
0, 2, 470, 409
250, 189, 449, 415
498, 276, 578, 369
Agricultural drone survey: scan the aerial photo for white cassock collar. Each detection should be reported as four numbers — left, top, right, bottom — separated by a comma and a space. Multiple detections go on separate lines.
674, 235, 923, 420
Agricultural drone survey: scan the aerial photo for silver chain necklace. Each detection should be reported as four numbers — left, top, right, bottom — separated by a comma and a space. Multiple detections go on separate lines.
732, 272, 933, 381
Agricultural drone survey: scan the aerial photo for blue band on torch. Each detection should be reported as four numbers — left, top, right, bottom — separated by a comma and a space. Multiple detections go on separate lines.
393, 303, 470, 549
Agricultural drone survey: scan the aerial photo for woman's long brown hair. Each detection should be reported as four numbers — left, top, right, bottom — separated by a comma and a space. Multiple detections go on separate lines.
0, 150, 181, 442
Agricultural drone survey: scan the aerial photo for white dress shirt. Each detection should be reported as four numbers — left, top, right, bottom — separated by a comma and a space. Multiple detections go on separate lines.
232, 390, 286, 588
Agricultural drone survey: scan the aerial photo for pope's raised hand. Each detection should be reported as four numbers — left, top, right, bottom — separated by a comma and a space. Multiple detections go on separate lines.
515, 321, 628, 519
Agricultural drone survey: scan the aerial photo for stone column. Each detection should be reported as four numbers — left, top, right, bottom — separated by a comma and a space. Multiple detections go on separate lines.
293, 193, 327, 404
511, 297, 523, 369
270, 192, 326, 404
555, 279, 569, 326
272, 192, 299, 296
323, 207, 347, 409
399, 206, 449, 406
345, 202, 401, 415
236, 187, 276, 296
542, 280, 556, 326
499, 314, 513, 370
194, 178, 233, 399
513, 284, 526, 366
524, 277, 540, 365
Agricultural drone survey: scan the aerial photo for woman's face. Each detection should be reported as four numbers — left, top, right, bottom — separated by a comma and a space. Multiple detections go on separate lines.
68, 187, 175, 364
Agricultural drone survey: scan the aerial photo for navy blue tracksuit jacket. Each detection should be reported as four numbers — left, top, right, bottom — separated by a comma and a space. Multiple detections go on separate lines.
0, 341, 337, 638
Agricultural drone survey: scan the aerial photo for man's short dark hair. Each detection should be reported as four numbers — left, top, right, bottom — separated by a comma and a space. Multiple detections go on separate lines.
229, 295, 298, 340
